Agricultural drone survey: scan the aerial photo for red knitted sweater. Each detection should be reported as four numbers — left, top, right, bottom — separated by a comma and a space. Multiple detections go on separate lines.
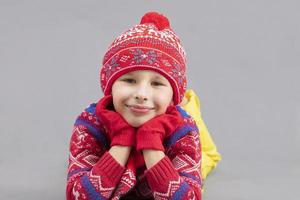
66, 103, 202, 199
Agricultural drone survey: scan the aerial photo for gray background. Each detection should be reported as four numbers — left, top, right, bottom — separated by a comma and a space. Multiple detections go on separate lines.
0, 0, 299, 199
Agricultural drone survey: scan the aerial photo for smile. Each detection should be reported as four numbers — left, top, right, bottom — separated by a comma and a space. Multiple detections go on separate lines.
125, 104, 154, 114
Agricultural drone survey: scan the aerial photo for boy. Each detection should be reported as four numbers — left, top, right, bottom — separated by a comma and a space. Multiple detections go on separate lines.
66, 12, 202, 199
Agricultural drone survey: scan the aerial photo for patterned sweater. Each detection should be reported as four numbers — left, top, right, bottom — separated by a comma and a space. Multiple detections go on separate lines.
66, 103, 202, 200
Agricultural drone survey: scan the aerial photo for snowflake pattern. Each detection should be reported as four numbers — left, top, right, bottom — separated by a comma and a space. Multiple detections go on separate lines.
170, 61, 185, 86
147, 50, 159, 64
162, 59, 172, 67
131, 48, 145, 63
130, 48, 160, 65
104, 54, 120, 78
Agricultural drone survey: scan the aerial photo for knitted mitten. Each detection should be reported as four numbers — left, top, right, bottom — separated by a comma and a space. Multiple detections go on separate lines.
96, 95, 136, 146
127, 149, 145, 174
136, 106, 183, 151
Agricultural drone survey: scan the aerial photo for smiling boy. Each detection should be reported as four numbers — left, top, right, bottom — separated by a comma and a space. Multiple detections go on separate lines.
66, 12, 202, 200
112, 70, 173, 128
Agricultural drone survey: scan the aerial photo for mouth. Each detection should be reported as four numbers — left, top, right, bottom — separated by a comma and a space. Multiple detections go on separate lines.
125, 104, 154, 114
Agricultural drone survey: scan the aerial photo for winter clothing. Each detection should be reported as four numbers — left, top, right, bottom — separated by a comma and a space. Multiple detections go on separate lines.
66, 10, 220, 200
66, 97, 202, 200
136, 105, 184, 151
95, 95, 136, 147
100, 12, 187, 105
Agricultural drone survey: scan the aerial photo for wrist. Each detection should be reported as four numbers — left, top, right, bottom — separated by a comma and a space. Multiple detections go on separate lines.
143, 149, 165, 169
109, 145, 131, 166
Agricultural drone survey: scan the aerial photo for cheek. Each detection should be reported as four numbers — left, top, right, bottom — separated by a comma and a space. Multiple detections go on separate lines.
154, 91, 173, 113
112, 84, 131, 108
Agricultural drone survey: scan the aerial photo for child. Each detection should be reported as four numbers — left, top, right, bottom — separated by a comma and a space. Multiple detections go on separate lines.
66, 12, 209, 200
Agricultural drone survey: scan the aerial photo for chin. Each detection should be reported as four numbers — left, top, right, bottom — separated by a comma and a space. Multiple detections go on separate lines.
127, 120, 145, 128
125, 116, 151, 127
123, 114, 157, 128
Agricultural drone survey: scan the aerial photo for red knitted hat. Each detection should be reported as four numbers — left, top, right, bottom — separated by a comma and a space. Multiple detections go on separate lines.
100, 12, 187, 105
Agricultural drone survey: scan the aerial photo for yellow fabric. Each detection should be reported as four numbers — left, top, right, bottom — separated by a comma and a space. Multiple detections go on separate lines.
181, 89, 221, 180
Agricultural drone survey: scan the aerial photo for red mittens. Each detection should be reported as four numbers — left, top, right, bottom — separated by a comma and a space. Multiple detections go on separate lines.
127, 148, 145, 174
136, 106, 183, 151
96, 96, 183, 151
96, 95, 136, 147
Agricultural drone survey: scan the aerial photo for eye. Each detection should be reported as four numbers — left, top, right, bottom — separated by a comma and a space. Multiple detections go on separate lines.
122, 78, 136, 84
152, 81, 165, 86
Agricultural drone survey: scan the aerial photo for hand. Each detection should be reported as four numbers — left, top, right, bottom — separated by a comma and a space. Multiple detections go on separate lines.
96, 95, 136, 147
136, 106, 183, 151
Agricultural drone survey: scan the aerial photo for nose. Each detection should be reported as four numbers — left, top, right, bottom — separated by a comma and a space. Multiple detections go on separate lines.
134, 83, 149, 102
135, 95, 147, 101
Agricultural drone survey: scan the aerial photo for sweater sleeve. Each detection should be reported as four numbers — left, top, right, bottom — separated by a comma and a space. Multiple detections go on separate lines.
181, 89, 221, 180
66, 108, 126, 200
144, 122, 202, 200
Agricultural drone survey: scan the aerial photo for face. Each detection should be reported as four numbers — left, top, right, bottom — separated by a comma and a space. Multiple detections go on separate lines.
111, 70, 173, 127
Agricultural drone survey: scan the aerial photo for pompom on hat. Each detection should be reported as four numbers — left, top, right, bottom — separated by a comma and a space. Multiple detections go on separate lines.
100, 12, 187, 105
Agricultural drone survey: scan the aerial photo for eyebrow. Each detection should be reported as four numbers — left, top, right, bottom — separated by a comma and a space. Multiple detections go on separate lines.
153, 75, 167, 81
155, 75, 164, 79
